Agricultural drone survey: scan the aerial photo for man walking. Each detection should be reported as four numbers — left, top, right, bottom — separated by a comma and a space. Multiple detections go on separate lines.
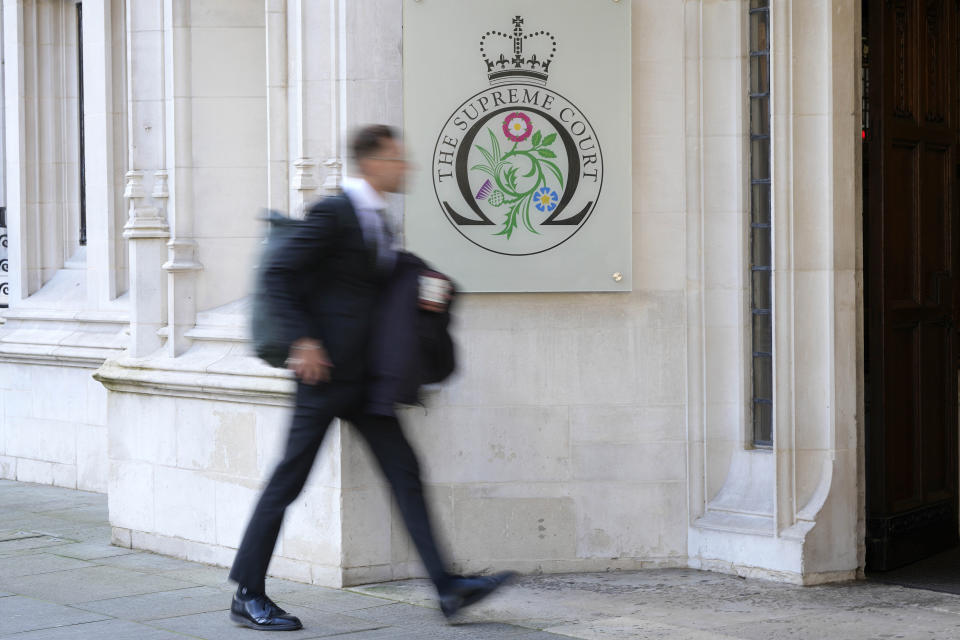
229, 125, 513, 631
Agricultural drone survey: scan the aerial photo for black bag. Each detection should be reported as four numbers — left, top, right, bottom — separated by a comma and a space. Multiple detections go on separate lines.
250, 210, 303, 368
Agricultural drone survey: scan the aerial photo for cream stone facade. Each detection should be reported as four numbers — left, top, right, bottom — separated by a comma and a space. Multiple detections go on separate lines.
0, 0, 866, 588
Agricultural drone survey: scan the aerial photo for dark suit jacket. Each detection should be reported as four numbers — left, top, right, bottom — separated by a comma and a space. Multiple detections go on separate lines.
365, 252, 456, 415
261, 195, 383, 382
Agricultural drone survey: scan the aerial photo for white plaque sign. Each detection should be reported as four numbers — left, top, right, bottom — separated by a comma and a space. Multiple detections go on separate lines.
403, 0, 631, 292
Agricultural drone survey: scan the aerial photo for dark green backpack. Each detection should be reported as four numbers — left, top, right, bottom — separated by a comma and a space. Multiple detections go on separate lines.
251, 210, 304, 368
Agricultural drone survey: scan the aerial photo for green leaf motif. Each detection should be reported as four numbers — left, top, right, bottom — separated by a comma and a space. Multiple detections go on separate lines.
476, 144, 495, 169
532, 130, 542, 148
542, 133, 557, 147
537, 148, 557, 159
488, 128, 502, 162
541, 159, 565, 188
471, 164, 496, 179
522, 197, 537, 233
505, 166, 519, 192
494, 200, 524, 239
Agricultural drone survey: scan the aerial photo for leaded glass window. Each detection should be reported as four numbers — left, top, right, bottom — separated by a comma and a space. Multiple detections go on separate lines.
749, 0, 772, 447
77, 0, 87, 247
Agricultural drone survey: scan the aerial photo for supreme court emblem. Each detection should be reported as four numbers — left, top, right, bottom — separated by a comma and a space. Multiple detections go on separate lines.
432, 16, 604, 256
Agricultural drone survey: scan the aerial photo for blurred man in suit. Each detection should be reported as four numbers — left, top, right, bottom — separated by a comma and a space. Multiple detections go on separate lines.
229, 125, 513, 631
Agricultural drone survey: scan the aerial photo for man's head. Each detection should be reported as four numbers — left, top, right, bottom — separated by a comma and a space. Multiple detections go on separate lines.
351, 125, 409, 195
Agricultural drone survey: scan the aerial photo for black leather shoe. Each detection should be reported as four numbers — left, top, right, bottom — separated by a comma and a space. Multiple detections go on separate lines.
230, 593, 303, 631
439, 571, 517, 619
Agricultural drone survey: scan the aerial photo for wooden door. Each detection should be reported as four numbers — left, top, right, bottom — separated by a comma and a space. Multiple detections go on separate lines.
864, 0, 960, 571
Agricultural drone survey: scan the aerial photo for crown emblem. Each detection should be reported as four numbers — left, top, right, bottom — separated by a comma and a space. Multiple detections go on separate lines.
480, 16, 556, 85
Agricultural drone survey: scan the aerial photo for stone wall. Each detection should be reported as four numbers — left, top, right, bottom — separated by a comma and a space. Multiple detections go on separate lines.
0, 361, 109, 492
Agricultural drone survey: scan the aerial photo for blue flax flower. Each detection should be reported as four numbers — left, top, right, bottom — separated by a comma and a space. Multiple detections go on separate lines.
535, 187, 559, 213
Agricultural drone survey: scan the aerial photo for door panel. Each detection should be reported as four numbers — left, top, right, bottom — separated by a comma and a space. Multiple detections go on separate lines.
919, 146, 949, 278
921, 320, 951, 499
883, 323, 920, 510
883, 141, 919, 304
865, 0, 960, 571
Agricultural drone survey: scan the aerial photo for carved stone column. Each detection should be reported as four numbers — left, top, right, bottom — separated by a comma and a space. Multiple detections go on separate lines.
123, 171, 169, 357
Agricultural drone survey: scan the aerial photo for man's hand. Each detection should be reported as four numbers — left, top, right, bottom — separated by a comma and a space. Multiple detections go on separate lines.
286, 338, 332, 385
419, 296, 451, 313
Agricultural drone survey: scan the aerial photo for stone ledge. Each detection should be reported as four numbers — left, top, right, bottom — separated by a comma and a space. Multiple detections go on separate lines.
94, 357, 294, 406
0, 306, 129, 368
0, 343, 123, 369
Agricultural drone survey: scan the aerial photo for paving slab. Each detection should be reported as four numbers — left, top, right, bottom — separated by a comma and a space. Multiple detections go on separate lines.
337, 624, 571, 640
344, 600, 543, 639
74, 585, 229, 621
3, 619, 192, 640
350, 572, 960, 639
0, 535, 71, 553
0, 552, 92, 578
343, 601, 445, 626
304, 628, 440, 640
0, 517, 105, 542
545, 617, 740, 640
0, 595, 110, 635
96, 550, 199, 572
0, 565, 195, 604
45, 541, 137, 560
712, 606, 960, 640
30, 524, 112, 543
298, 625, 562, 640
146, 609, 386, 640
34, 504, 109, 523
155, 564, 234, 589
274, 585, 399, 613
0, 530, 43, 540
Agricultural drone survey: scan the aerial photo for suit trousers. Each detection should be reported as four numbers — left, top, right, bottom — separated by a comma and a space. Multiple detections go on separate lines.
228, 381, 449, 593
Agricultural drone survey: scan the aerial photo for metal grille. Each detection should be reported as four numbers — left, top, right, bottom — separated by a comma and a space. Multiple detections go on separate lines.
749, 0, 772, 447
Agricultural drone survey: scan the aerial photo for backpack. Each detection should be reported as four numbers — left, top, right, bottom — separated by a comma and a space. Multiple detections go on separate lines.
250, 210, 304, 368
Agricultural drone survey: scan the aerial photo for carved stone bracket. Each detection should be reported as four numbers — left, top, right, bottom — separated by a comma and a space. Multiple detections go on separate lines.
292, 157, 319, 191
123, 171, 169, 240
123, 170, 146, 200
322, 158, 343, 195
152, 170, 170, 199
162, 240, 203, 273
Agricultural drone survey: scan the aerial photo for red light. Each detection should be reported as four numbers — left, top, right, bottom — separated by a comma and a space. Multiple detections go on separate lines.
862, 129, 867, 140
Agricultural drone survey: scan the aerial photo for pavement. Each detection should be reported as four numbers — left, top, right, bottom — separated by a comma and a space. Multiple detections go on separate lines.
2, 481, 960, 639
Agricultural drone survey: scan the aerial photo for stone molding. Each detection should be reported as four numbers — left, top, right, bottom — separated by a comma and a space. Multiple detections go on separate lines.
162, 240, 203, 273
93, 356, 292, 406
152, 171, 170, 200
292, 157, 319, 192
322, 158, 343, 196
94, 297, 292, 405
124, 171, 170, 241
0, 307, 129, 369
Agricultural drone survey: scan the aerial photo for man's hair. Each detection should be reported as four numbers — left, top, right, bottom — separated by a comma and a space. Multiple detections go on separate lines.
351, 125, 398, 162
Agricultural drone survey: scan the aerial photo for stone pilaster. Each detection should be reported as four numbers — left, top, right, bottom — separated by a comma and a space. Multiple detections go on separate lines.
123, 171, 169, 357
